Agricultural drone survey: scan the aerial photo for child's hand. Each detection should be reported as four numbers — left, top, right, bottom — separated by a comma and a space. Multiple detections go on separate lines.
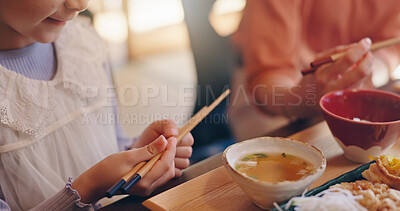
132, 119, 180, 148
131, 119, 194, 177
71, 135, 177, 203
173, 132, 194, 177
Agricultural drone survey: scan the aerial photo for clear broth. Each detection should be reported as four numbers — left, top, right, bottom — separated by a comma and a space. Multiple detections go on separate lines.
235, 153, 315, 182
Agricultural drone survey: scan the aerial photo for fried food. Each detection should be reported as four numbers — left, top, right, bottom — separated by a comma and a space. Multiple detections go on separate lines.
362, 155, 400, 190
331, 180, 400, 211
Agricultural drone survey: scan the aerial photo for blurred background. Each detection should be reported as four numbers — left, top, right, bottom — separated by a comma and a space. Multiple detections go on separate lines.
86, 0, 400, 163
86, 0, 246, 162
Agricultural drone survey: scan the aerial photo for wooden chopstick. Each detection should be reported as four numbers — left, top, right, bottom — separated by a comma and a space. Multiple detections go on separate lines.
121, 106, 210, 193
302, 36, 400, 75
176, 106, 209, 141
105, 106, 209, 198
120, 89, 230, 193
106, 89, 230, 197
119, 89, 230, 193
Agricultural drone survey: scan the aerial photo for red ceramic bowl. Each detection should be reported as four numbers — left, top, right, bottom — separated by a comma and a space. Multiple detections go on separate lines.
320, 89, 400, 163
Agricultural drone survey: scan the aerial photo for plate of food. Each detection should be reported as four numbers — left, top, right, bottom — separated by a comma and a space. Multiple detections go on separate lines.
272, 154, 400, 211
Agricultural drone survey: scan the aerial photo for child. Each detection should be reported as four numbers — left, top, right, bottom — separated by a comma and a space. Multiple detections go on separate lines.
0, 0, 194, 210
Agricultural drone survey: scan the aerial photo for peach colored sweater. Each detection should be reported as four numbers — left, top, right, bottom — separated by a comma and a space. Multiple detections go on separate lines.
234, 0, 400, 88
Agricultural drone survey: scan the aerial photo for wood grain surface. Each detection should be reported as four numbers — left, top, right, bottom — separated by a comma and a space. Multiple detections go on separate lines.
143, 121, 400, 210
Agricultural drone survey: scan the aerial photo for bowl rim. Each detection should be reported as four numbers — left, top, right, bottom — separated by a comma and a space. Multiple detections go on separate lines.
319, 89, 400, 125
222, 136, 326, 187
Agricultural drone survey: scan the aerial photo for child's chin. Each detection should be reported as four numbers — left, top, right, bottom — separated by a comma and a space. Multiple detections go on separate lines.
34, 31, 63, 43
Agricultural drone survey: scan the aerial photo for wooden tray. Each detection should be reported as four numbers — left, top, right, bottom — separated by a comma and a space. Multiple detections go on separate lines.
143, 122, 400, 211
143, 166, 259, 211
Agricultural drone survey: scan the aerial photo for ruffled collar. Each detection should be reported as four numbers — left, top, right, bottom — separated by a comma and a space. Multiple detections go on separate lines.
0, 16, 109, 137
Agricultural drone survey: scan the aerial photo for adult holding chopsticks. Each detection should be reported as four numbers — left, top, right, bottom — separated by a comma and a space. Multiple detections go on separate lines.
228, 0, 400, 141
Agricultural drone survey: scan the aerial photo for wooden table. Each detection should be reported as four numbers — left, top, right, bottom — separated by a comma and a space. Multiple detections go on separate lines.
141, 121, 400, 210
100, 81, 400, 210
99, 114, 324, 211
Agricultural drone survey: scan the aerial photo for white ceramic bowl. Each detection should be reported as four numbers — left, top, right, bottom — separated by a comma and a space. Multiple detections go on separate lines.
223, 137, 326, 210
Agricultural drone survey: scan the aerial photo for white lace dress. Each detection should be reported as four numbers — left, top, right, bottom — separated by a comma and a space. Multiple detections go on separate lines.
0, 17, 119, 211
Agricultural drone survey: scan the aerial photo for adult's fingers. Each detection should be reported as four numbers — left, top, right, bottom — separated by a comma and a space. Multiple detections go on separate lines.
345, 52, 374, 89
317, 38, 371, 82
315, 42, 358, 59
333, 51, 373, 89
327, 38, 371, 78
348, 73, 374, 90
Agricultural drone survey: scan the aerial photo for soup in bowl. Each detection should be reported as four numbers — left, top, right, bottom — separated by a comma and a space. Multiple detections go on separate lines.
223, 137, 326, 209
235, 152, 315, 183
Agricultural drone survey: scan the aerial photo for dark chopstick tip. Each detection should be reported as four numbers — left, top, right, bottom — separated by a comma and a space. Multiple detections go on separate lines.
121, 174, 142, 193
311, 57, 333, 68
106, 179, 126, 198
301, 67, 316, 75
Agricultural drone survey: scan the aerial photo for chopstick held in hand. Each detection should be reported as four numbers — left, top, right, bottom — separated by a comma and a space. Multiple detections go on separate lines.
105, 107, 209, 198
120, 89, 230, 193
120, 106, 209, 193
302, 36, 400, 75
105, 89, 231, 197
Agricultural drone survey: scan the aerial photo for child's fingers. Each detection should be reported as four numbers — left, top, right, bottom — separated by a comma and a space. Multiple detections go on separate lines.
147, 161, 176, 193
175, 146, 193, 159
174, 157, 190, 169
155, 137, 177, 170
162, 120, 179, 137
149, 119, 179, 137
130, 160, 176, 197
175, 168, 183, 177
128, 135, 167, 163
132, 137, 177, 195
178, 133, 194, 147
